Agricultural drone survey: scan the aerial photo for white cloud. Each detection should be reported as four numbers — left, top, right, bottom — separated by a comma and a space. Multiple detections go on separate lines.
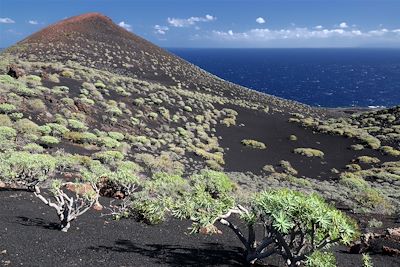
211, 26, 400, 42
28, 20, 38, 25
256, 17, 266, 24
118, 21, 132, 32
205, 14, 215, 21
154, 25, 169, 35
339, 22, 348, 28
0, 17, 15, 24
167, 14, 216, 27
315, 25, 323, 29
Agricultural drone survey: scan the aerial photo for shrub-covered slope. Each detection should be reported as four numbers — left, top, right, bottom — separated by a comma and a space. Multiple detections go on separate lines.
0, 14, 399, 266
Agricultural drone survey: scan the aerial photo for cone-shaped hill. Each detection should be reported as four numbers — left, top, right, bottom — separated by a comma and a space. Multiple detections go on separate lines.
1, 13, 399, 216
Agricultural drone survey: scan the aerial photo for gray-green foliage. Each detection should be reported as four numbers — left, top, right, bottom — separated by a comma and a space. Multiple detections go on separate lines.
172, 186, 359, 266
0, 151, 58, 187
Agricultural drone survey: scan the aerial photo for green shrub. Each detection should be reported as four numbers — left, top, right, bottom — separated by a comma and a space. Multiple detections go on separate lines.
280, 160, 298, 175
26, 75, 41, 82
9, 112, 23, 120
183, 106, 192, 112
131, 172, 189, 224
0, 114, 12, 127
39, 136, 60, 147
362, 253, 373, 267
0, 103, 16, 114
67, 119, 87, 132
380, 146, 400, 156
46, 123, 70, 136
346, 164, 362, 172
262, 164, 275, 173
221, 117, 236, 127
108, 131, 125, 141
22, 143, 45, 153
93, 150, 124, 164
294, 148, 324, 158
191, 170, 236, 196
367, 218, 383, 228
98, 136, 121, 148
351, 144, 364, 151
306, 251, 336, 267
0, 126, 16, 140
28, 99, 46, 113
241, 139, 266, 149
357, 156, 380, 164
14, 118, 39, 135
64, 131, 98, 144
359, 134, 381, 149
339, 172, 392, 213
0, 151, 58, 186
60, 69, 74, 78
106, 106, 123, 117
148, 112, 158, 120
133, 98, 145, 106
94, 81, 106, 89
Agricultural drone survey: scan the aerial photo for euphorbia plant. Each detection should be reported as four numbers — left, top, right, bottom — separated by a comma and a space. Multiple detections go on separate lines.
170, 173, 359, 266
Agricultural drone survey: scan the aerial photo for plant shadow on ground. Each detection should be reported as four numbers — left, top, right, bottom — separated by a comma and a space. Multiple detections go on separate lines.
16, 216, 60, 231
88, 239, 272, 266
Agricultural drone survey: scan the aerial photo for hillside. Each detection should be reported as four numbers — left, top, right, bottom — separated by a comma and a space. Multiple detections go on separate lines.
0, 13, 399, 267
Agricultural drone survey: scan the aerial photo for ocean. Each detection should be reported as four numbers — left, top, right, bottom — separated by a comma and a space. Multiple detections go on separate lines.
168, 48, 400, 108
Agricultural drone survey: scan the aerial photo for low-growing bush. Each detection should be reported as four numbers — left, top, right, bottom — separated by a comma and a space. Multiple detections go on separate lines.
0, 103, 16, 114
279, 160, 298, 175
351, 144, 364, 151
241, 139, 266, 149
293, 148, 324, 158
64, 131, 98, 144
68, 119, 87, 132
380, 146, 400, 156
14, 118, 39, 135
93, 150, 124, 164
0, 151, 58, 188
357, 156, 380, 164
22, 143, 45, 153
39, 135, 60, 147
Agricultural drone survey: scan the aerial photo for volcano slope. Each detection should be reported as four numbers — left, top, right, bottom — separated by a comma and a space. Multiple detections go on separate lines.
0, 13, 399, 266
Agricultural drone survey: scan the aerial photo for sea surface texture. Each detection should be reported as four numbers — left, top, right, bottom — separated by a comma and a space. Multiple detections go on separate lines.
169, 48, 400, 108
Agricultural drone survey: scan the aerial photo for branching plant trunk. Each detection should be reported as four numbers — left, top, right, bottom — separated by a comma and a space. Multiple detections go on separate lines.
102, 184, 137, 218
217, 206, 278, 265
34, 185, 96, 232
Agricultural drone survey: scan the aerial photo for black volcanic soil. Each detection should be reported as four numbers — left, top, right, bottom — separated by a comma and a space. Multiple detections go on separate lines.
218, 106, 396, 179
1, 191, 399, 267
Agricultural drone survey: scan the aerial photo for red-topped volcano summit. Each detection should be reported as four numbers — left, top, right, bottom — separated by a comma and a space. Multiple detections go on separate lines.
15, 13, 178, 81
14, 12, 226, 89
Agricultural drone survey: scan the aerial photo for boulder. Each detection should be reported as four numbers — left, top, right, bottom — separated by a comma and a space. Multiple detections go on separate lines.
7, 65, 25, 79
350, 227, 400, 256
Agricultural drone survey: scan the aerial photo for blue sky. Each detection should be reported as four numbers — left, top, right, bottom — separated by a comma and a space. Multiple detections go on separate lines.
0, 0, 399, 48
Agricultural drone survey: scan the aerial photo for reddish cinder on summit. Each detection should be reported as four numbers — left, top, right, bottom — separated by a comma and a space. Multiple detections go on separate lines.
16, 12, 195, 83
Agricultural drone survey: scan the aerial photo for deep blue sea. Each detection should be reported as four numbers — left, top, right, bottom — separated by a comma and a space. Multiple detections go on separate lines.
168, 48, 400, 108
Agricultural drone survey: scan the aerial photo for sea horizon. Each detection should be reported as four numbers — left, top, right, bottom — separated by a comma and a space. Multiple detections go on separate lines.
168, 47, 400, 108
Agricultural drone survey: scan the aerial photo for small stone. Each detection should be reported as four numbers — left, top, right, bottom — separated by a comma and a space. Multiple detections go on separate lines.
93, 202, 103, 211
